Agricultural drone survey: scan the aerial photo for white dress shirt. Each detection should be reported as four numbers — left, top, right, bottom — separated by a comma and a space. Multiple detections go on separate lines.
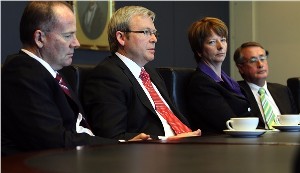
116, 52, 175, 138
247, 81, 281, 128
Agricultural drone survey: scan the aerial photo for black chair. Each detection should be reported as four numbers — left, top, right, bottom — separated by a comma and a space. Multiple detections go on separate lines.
156, 67, 195, 118
59, 64, 95, 102
287, 77, 300, 112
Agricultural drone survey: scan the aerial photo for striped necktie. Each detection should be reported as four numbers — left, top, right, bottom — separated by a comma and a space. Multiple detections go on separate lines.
258, 88, 278, 129
56, 73, 71, 97
55, 73, 91, 130
139, 68, 191, 134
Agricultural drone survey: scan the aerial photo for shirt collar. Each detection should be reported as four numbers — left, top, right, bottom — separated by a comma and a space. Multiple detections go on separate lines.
198, 61, 223, 82
115, 52, 142, 79
198, 60, 245, 97
247, 81, 268, 94
21, 49, 57, 78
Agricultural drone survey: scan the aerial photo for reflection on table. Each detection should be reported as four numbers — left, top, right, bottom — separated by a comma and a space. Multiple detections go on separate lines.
2, 131, 300, 173
153, 131, 300, 145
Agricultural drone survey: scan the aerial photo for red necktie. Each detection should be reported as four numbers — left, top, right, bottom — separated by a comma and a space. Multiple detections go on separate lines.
55, 73, 91, 130
56, 73, 71, 97
139, 68, 192, 134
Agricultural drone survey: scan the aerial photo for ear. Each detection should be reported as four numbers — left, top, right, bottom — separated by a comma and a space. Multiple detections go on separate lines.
116, 31, 125, 46
197, 52, 201, 58
237, 64, 244, 74
33, 30, 45, 48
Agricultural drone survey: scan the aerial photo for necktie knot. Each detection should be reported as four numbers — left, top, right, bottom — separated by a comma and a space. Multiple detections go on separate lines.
139, 67, 191, 134
139, 68, 150, 82
56, 73, 70, 96
258, 88, 266, 95
56, 73, 63, 83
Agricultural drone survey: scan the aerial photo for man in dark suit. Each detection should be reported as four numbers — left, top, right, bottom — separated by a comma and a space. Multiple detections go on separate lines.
83, 6, 200, 140
1, 2, 149, 156
234, 41, 297, 129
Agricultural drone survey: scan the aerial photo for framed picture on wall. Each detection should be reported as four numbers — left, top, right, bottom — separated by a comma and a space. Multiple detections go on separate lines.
72, 1, 115, 51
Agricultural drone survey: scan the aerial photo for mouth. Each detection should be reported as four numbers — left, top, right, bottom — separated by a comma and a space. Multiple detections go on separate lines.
148, 48, 155, 54
216, 53, 225, 57
257, 70, 267, 74
67, 53, 74, 57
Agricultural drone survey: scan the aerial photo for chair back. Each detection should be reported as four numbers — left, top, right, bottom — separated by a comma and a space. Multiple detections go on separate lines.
59, 64, 95, 102
287, 77, 300, 112
156, 67, 195, 118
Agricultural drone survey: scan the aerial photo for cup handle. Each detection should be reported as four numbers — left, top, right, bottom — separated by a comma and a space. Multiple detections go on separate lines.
226, 120, 234, 130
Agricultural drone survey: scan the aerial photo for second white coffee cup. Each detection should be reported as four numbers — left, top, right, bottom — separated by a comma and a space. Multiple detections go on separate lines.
226, 117, 259, 131
278, 114, 300, 126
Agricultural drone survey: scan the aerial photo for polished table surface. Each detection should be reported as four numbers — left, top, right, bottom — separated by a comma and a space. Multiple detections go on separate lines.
151, 131, 300, 145
2, 131, 300, 173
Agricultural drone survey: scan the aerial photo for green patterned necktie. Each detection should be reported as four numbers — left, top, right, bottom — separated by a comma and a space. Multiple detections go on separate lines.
258, 88, 278, 129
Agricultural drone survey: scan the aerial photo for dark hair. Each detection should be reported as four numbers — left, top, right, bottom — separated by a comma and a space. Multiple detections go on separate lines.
188, 17, 228, 63
233, 41, 268, 65
20, 1, 73, 45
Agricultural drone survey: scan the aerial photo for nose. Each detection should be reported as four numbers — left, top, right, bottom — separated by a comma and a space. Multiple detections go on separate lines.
216, 40, 223, 50
257, 60, 264, 68
150, 33, 158, 43
72, 36, 80, 49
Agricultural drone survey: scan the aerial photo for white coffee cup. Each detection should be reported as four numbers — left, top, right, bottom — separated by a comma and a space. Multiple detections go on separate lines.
226, 117, 259, 131
278, 114, 300, 126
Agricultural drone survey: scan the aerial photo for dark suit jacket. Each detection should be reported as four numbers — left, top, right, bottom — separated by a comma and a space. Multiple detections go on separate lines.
187, 69, 252, 135
1, 51, 116, 156
238, 80, 298, 128
83, 55, 191, 140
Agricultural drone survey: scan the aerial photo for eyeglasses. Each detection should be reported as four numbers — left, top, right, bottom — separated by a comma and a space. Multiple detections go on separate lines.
123, 29, 159, 39
242, 55, 268, 64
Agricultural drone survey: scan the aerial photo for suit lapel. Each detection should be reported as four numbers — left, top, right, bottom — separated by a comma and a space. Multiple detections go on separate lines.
111, 56, 158, 115
57, 73, 85, 114
267, 84, 284, 112
66, 85, 83, 110
147, 67, 172, 105
109, 55, 190, 126
239, 81, 265, 125
51, 72, 84, 121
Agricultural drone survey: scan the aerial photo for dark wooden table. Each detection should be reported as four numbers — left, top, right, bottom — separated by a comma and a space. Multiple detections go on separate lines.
2, 131, 300, 173
154, 131, 300, 145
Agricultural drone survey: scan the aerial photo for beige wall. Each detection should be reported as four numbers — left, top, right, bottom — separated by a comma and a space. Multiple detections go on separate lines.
230, 1, 300, 85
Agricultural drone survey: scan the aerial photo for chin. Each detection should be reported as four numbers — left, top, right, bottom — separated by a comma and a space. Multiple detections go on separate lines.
65, 59, 73, 66
146, 57, 154, 62
256, 75, 267, 80
147, 55, 155, 61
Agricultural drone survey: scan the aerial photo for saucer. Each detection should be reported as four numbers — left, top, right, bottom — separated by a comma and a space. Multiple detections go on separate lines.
223, 129, 267, 137
272, 125, 300, 131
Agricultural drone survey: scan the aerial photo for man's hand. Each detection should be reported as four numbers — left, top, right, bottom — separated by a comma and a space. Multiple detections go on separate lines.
128, 133, 152, 141
167, 129, 201, 140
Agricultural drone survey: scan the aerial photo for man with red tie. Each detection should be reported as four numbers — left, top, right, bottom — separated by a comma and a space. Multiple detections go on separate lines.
83, 6, 201, 140
2, 2, 149, 156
